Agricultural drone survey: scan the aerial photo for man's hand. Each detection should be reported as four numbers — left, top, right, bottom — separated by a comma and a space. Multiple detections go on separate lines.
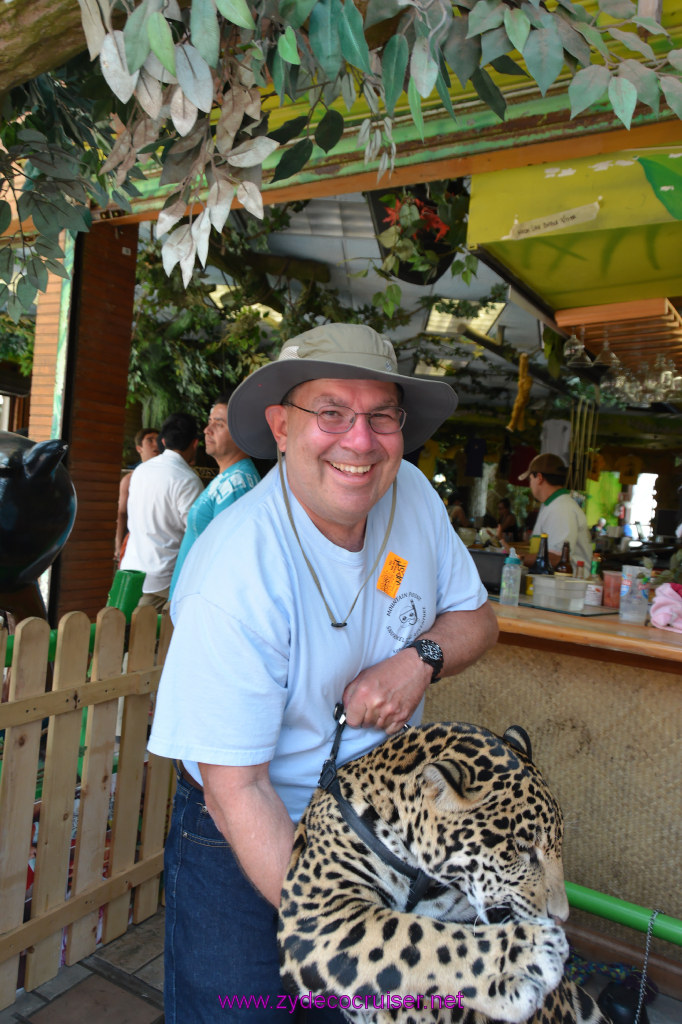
343, 603, 498, 736
343, 647, 431, 734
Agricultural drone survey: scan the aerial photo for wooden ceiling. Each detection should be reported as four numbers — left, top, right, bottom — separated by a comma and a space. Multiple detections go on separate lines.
555, 298, 682, 373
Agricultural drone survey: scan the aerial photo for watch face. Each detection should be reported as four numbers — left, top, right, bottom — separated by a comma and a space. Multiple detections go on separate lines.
419, 639, 443, 664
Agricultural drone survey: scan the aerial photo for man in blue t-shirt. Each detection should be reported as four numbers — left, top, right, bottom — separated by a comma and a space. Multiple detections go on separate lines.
170, 390, 260, 596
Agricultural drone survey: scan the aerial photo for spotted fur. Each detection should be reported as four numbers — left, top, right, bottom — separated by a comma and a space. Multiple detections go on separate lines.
278, 722, 609, 1024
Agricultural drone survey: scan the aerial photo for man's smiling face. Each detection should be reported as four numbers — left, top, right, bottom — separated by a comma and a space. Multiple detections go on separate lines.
265, 378, 404, 550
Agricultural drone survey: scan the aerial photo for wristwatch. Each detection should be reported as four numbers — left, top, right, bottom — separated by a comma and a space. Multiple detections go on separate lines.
406, 637, 444, 684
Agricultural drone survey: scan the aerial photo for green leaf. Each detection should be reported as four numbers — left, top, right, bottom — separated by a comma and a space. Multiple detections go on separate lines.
271, 137, 313, 182
280, 0, 318, 30
471, 67, 506, 120
314, 109, 344, 152
270, 49, 286, 101
0, 201, 11, 236
598, 0, 635, 16
124, 0, 152, 73
466, 0, 505, 38
523, 24, 564, 95
269, 115, 309, 144
407, 78, 425, 141
278, 25, 301, 65
308, 0, 343, 82
435, 69, 456, 121
568, 64, 610, 117
26, 256, 49, 293
34, 236, 65, 260
175, 43, 214, 112
490, 55, 528, 77
477, 26, 509, 69
382, 34, 408, 115
44, 258, 71, 280
608, 27, 655, 62
632, 15, 668, 36
504, 8, 530, 54
666, 49, 682, 72
215, 0, 256, 31
0, 245, 14, 281
638, 155, 682, 221
555, 15, 591, 66
574, 22, 609, 61
338, 0, 371, 74
7, 292, 24, 323
147, 11, 176, 75
556, 0, 589, 21
618, 60, 659, 115
191, 0, 221, 68
16, 276, 37, 311
660, 75, 682, 120
607, 75, 637, 129
444, 16, 481, 87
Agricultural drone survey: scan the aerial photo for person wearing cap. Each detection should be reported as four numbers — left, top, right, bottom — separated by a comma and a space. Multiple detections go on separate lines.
120, 412, 203, 610
518, 452, 592, 569
148, 324, 498, 1023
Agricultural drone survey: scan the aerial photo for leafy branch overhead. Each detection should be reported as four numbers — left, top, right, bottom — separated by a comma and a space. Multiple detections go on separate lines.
80, 0, 681, 289
1, 0, 681, 315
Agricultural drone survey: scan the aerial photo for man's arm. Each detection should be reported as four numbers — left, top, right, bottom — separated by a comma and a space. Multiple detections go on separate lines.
199, 761, 294, 907
114, 472, 131, 561
343, 602, 498, 735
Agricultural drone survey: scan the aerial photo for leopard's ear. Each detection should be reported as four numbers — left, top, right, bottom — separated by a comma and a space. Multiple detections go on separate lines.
503, 725, 532, 761
419, 760, 493, 810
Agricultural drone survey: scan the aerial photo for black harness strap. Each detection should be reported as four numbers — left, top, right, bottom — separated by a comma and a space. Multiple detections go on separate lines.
318, 703, 442, 913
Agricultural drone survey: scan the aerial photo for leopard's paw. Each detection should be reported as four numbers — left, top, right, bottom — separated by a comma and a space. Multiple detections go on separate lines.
462, 917, 568, 1023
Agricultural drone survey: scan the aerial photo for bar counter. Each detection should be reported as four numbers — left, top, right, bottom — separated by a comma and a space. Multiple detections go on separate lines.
494, 601, 682, 672
424, 599, 682, 965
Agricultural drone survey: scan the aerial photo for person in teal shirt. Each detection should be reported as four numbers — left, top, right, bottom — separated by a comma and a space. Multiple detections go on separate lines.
170, 390, 260, 596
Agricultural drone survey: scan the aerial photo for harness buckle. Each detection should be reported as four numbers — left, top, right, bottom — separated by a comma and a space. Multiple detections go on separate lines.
318, 758, 337, 790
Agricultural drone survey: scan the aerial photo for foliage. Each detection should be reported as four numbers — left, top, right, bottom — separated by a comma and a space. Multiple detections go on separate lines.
0, 312, 34, 374
75, 0, 682, 299
0, 2, 680, 317
0, 54, 140, 321
129, 235, 278, 423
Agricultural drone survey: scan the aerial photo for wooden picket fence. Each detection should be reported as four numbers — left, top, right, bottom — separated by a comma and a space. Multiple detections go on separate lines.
0, 605, 175, 1011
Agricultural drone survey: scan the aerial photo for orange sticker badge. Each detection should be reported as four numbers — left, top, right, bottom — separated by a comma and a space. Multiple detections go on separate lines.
377, 552, 408, 598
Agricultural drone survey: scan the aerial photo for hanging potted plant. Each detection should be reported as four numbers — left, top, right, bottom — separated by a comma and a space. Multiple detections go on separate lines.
365, 179, 470, 286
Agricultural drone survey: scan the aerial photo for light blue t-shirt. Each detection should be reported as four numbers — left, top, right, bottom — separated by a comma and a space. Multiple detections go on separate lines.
170, 457, 260, 597
149, 460, 488, 821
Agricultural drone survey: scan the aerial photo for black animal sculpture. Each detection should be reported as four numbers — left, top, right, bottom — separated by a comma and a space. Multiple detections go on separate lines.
0, 430, 77, 624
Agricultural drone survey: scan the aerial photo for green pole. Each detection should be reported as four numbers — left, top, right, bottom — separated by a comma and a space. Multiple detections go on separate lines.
566, 882, 682, 946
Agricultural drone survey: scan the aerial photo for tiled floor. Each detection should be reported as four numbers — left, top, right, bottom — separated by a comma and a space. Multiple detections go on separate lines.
0, 909, 680, 1023
0, 912, 165, 1024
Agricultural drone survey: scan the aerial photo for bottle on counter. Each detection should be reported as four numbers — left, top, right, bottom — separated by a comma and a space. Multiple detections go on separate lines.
499, 548, 523, 606
584, 557, 604, 607
525, 533, 553, 596
575, 560, 586, 579
554, 540, 573, 576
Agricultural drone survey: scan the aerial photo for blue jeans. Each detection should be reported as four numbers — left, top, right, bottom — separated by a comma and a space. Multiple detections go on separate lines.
164, 771, 346, 1024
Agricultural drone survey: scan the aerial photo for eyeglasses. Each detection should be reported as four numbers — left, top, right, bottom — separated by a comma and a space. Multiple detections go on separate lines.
282, 401, 406, 435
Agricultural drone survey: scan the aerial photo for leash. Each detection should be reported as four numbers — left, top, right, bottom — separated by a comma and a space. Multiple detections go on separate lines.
318, 703, 442, 912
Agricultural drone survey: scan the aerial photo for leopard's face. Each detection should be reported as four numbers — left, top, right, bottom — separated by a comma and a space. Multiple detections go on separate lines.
342, 723, 568, 926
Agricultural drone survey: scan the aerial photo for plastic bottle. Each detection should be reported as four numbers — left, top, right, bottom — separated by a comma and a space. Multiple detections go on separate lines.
499, 548, 523, 606
526, 533, 553, 596
554, 540, 573, 576
584, 557, 604, 607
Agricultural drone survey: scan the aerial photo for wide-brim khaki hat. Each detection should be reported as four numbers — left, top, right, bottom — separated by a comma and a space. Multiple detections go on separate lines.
228, 323, 458, 459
